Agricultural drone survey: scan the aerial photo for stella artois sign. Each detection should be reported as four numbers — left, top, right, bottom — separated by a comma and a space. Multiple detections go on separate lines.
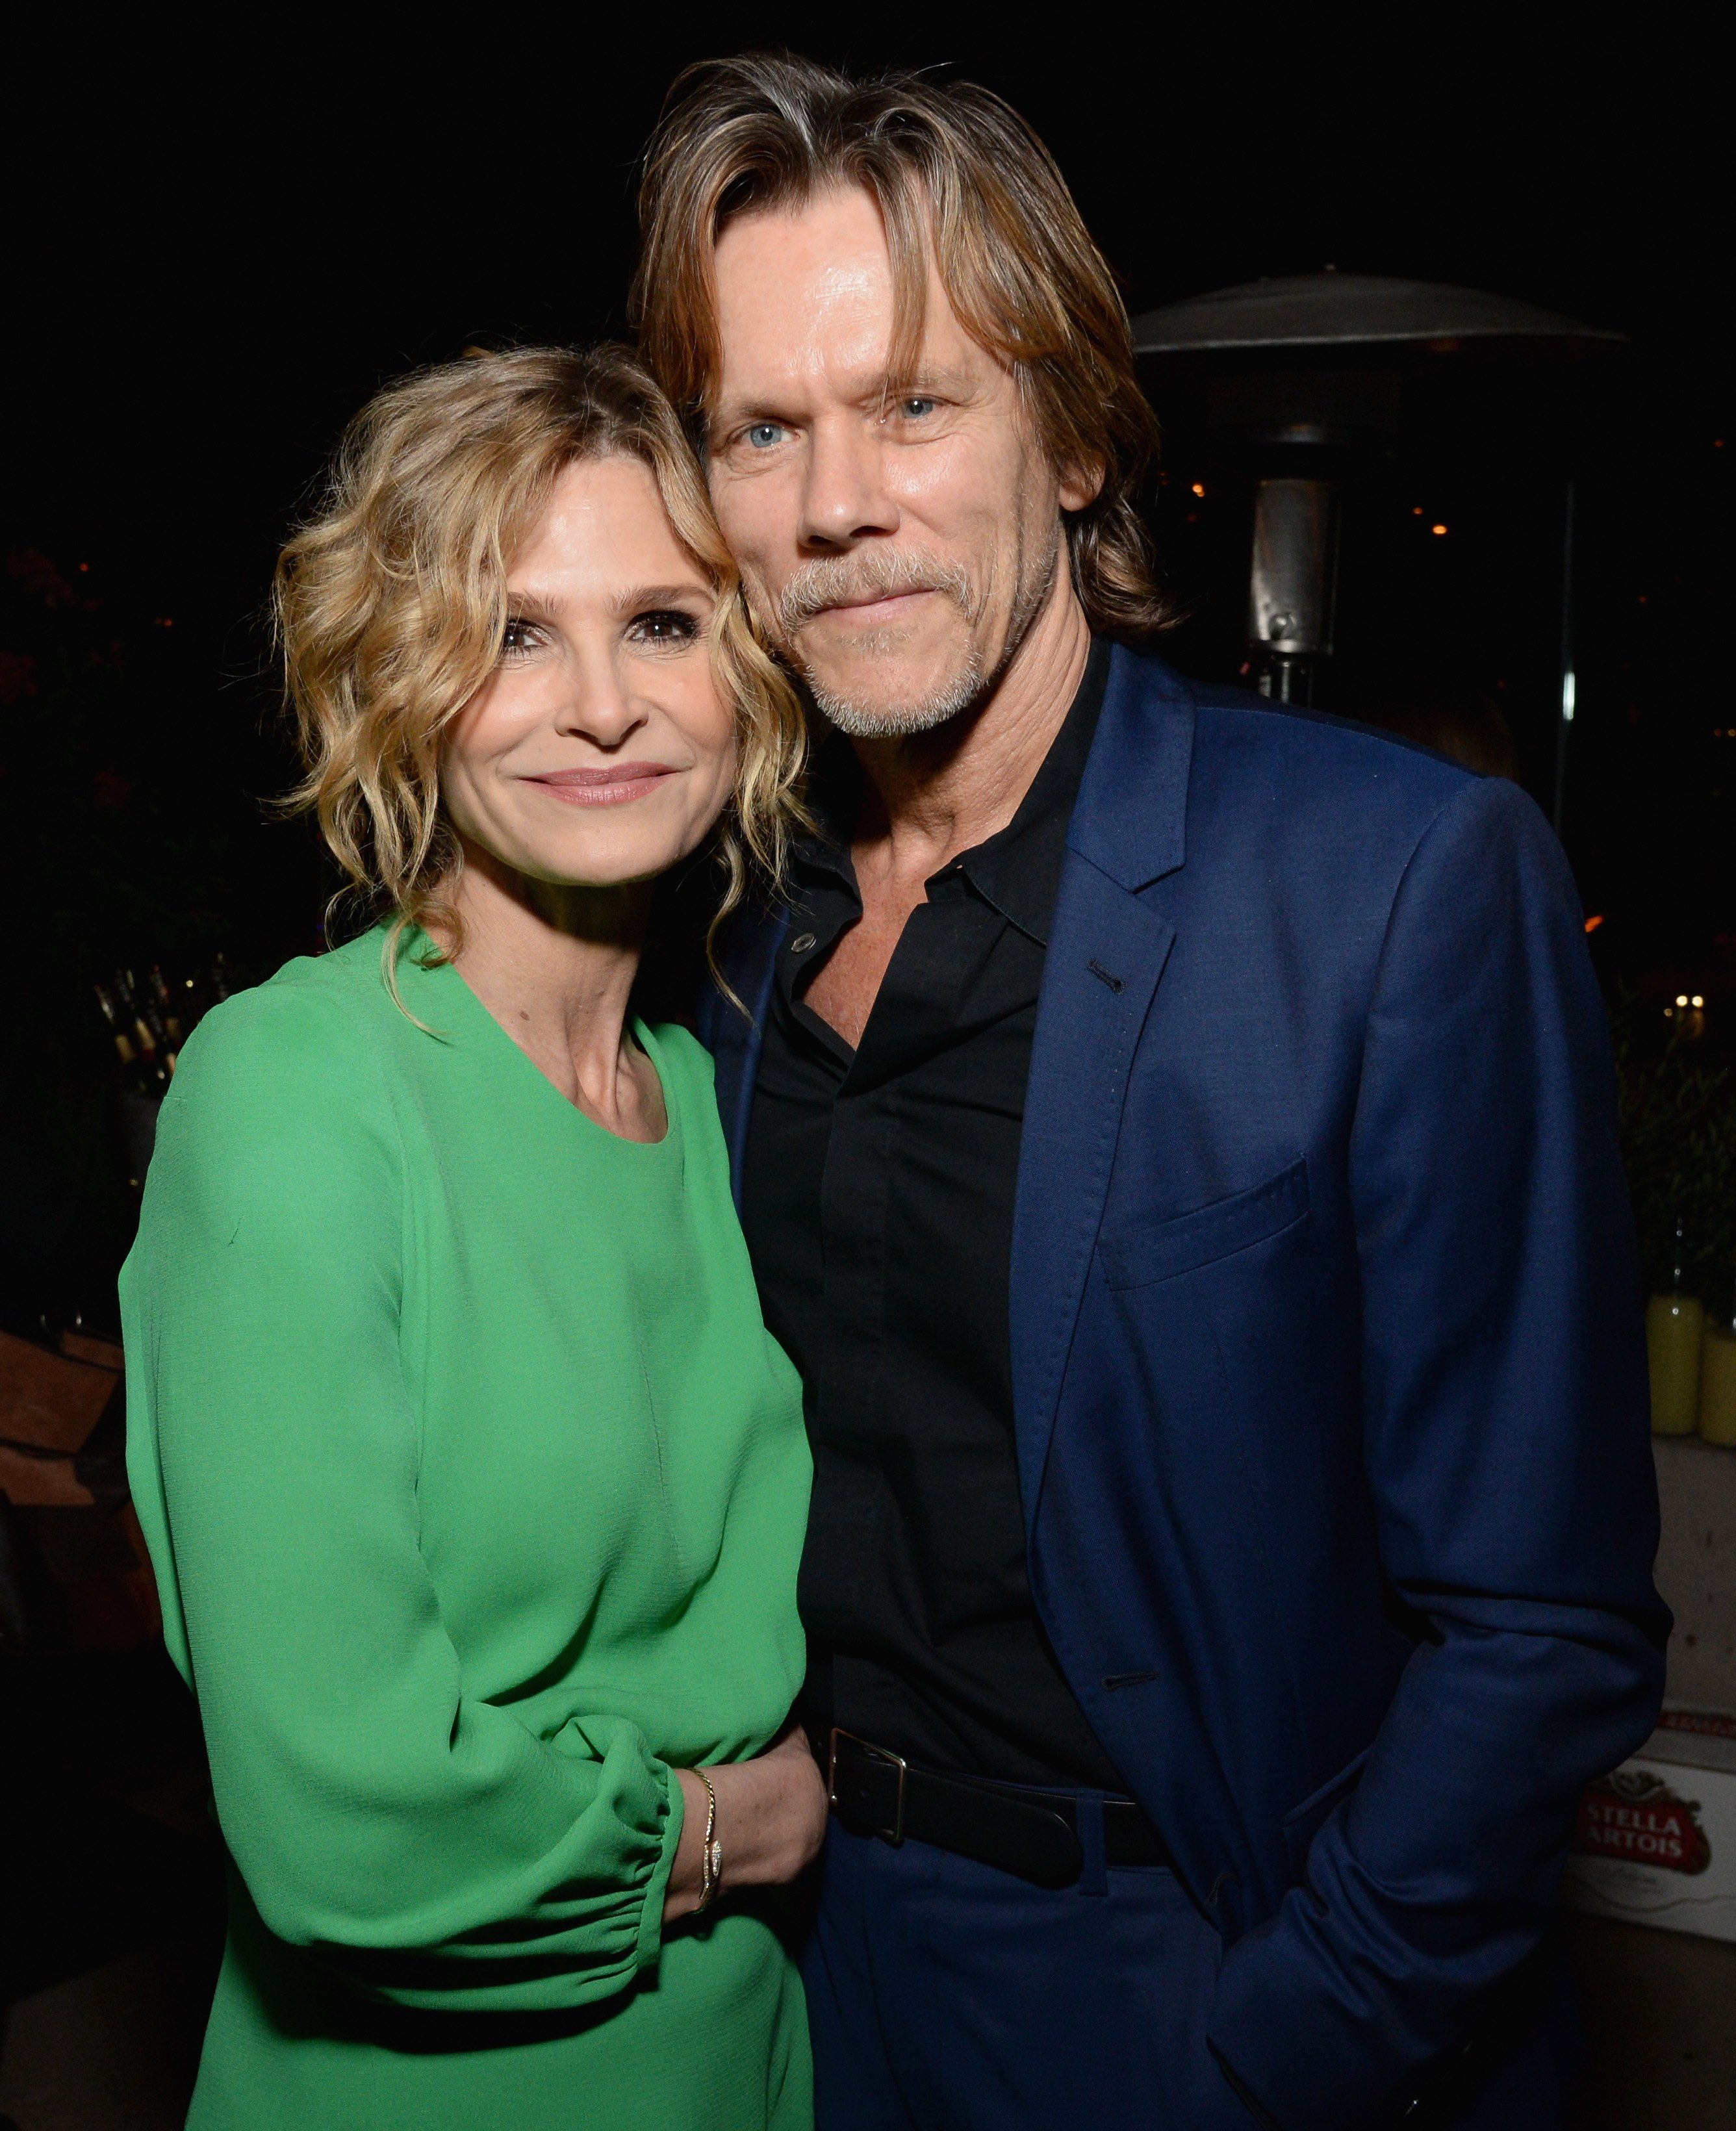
1560, 1709, 1736, 1944
1573, 1767, 1711, 1874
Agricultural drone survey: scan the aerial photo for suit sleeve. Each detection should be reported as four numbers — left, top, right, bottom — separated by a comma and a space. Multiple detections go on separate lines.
120, 989, 683, 2014
1207, 774, 1668, 2128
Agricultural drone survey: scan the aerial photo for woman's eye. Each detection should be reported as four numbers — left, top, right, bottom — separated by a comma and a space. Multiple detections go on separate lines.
897, 397, 938, 421
630, 609, 700, 646
500, 617, 542, 660
745, 423, 785, 450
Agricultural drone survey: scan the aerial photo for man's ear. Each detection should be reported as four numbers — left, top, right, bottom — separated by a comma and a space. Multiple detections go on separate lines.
1059, 456, 1106, 513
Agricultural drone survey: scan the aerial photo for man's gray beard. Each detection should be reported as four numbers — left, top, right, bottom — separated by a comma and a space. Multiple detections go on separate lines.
806, 646, 984, 739
772, 527, 1061, 741
773, 547, 985, 739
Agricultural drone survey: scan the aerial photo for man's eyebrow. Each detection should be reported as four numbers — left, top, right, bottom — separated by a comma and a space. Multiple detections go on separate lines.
710, 362, 983, 435
609, 580, 712, 619
878, 364, 977, 399
708, 391, 792, 433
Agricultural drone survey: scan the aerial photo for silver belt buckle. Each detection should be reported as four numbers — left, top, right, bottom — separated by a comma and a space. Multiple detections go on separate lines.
828, 1727, 909, 1846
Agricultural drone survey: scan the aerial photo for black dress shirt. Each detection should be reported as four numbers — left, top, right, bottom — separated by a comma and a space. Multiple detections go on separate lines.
740, 639, 1126, 1788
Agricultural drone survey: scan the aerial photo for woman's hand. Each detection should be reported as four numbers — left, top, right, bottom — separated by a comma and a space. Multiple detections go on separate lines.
663, 1724, 829, 1922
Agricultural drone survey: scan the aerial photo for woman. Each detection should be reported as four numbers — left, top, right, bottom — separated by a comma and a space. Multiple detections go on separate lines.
120, 346, 827, 2130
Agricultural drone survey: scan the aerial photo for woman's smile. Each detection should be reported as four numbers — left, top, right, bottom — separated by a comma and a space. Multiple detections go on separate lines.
521, 760, 682, 806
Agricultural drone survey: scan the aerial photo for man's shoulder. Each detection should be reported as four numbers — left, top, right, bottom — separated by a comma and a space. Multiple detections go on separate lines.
1112, 650, 1492, 842
1173, 665, 1476, 795
1087, 648, 1563, 930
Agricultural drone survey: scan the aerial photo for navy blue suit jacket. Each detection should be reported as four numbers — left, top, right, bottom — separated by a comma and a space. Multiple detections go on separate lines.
699, 646, 1667, 2127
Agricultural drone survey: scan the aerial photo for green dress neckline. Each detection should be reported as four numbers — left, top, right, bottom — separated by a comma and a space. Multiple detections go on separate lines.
401, 927, 677, 1153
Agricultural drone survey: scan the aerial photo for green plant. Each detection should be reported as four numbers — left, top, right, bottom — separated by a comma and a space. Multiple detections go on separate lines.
1613, 988, 1736, 1307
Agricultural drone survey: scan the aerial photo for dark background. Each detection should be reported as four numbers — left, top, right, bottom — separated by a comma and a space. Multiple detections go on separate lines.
1, 23, 1726, 1329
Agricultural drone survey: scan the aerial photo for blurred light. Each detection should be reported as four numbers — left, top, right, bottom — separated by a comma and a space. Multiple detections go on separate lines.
78, 563, 89, 573
1677, 995, 1690, 1008
1412, 505, 1423, 516
1584, 915, 1605, 934
1431, 524, 1448, 536
1190, 481, 1206, 498
1666, 1008, 1676, 1018
1562, 670, 1576, 723
1694, 996, 1705, 1009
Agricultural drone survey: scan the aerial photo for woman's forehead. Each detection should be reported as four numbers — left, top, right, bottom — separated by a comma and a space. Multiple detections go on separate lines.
508, 456, 706, 598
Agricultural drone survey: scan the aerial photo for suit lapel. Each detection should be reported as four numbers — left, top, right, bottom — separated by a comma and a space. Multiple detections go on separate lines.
698, 904, 787, 1208
1010, 649, 1195, 1525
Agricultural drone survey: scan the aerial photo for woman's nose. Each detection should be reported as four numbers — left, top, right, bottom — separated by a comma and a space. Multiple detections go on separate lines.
555, 646, 647, 746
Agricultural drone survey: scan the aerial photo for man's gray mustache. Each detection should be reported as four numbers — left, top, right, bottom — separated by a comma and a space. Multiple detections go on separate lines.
774, 552, 974, 636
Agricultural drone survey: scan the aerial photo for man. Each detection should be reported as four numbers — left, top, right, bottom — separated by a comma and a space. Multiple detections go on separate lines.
635, 54, 1666, 2130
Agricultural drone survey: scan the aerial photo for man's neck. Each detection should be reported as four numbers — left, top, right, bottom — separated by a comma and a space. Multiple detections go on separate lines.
798, 569, 1092, 1053
847, 570, 1092, 882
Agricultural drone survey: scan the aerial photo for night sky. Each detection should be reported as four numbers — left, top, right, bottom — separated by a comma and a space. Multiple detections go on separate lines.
1, 25, 1726, 1322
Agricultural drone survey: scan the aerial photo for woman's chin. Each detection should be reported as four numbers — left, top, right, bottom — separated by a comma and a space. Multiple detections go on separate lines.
479, 830, 705, 899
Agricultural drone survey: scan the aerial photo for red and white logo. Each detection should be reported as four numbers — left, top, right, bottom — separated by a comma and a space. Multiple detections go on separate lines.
1573, 1768, 1712, 1876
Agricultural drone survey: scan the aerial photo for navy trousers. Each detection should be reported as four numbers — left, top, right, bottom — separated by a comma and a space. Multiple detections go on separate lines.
801, 1816, 1576, 2130
802, 1813, 1251, 2130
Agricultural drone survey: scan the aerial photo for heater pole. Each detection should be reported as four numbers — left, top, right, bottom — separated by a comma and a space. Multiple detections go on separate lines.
1553, 479, 1577, 837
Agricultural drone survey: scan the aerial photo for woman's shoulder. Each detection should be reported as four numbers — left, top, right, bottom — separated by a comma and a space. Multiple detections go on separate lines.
173, 934, 396, 1103
145, 937, 408, 1227
159, 935, 420, 1180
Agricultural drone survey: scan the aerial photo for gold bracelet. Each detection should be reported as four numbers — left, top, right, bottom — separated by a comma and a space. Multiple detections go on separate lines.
694, 1769, 724, 1913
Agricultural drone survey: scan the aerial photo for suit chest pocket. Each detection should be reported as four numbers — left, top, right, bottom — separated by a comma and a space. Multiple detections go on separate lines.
1099, 1158, 1310, 1292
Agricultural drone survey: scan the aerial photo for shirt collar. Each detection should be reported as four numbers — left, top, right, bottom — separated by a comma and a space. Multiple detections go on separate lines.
956, 637, 1108, 944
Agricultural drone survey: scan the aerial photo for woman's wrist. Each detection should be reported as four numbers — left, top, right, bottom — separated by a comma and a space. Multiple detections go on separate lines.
693, 1767, 723, 1913
660, 1731, 830, 1924
663, 1768, 711, 1921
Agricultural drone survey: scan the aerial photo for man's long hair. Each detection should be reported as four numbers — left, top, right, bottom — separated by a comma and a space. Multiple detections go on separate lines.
632, 51, 1175, 646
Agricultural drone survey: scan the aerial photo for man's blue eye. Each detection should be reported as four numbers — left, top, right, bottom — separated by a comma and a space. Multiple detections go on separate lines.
900, 398, 936, 418
746, 424, 784, 449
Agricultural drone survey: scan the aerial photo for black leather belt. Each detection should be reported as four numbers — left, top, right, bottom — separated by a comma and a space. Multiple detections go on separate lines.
827, 1728, 1171, 1890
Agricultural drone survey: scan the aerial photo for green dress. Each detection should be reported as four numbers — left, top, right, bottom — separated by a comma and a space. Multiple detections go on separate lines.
120, 929, 813, 2131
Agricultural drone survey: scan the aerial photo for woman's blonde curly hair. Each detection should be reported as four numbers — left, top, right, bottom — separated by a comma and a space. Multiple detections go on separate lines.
275, 343, 806, 993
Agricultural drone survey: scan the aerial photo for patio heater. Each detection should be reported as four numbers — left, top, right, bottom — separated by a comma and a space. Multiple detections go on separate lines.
1132, 273, 1619, 826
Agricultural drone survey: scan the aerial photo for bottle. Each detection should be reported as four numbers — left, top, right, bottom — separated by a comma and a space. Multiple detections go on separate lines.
95, 979, 168, 1098
94, 981, 140, 1080
117, 969, 175, 1082
147, 965, 185, 1049
133, 968, 179, 1072
1698, 1271, 1736, 1448
1646, 1219, 1704, 1436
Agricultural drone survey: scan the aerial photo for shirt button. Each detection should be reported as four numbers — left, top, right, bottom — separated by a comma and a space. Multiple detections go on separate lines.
790, 932, 818, 953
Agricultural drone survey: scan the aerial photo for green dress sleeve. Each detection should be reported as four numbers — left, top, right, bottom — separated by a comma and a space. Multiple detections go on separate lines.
121, 984, 684, 2014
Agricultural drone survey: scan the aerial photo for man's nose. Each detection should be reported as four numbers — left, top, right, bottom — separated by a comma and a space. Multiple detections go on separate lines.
798, 416, 899, 550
